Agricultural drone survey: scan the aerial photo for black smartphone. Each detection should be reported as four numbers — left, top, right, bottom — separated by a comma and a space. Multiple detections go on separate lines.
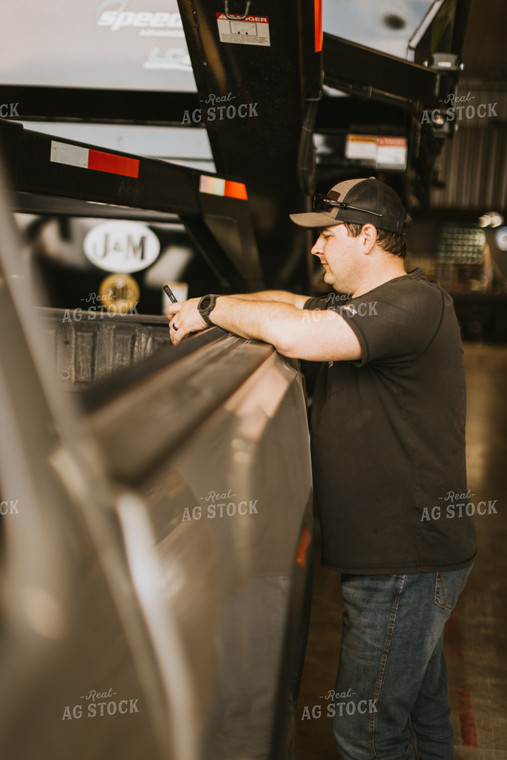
163, 284, 178, 303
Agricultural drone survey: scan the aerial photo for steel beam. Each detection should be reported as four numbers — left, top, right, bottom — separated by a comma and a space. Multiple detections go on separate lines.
0, 119, 263, 291
0, 85, 200, 126
323, 32, 452, 113
176, 0, 323, 290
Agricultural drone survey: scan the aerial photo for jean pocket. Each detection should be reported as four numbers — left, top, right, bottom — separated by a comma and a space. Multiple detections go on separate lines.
434, 565, 472, 611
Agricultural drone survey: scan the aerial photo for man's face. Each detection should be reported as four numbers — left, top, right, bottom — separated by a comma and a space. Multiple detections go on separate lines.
310, 223, 360, 292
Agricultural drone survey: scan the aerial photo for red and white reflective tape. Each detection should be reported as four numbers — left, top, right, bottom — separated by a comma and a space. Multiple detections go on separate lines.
50, 140, 139, 178
199, 175, 248, 200
314, 0, 323, 52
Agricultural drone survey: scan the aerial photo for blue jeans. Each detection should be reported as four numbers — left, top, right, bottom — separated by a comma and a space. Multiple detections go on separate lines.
332, 567, 472, 759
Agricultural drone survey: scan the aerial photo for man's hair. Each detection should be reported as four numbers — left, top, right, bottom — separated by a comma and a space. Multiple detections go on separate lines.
343, 216, 411, 259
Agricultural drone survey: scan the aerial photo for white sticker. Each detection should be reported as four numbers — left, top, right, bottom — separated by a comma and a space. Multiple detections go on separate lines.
84, 221, 160, 273
216, 13, 270, 46
376, 137, 407, 170
345, 135, 407, 171
50, 141, 89, 169
345, 136, 377, 162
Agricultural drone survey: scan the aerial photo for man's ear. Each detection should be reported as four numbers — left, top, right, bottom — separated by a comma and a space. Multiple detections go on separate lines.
360, 223, 378, 254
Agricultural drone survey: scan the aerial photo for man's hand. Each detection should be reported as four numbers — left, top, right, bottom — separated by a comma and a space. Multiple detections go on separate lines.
166, 297, 208, 345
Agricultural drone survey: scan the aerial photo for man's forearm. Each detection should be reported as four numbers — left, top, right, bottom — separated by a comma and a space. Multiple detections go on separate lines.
231, 290, 309, 308
208, 296, 361, 362
210, 296, 299, 350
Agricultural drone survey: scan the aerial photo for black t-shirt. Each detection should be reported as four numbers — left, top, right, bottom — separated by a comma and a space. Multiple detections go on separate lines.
304, 268, 477, 574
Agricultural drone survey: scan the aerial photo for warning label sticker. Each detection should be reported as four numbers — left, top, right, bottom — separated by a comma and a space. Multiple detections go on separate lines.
216, 13, 270, 46
345, 135, 407, 170
376, 137, 407, 169
345, 135, 377, 162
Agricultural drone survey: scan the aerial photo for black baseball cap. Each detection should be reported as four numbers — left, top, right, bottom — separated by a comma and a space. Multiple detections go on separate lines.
290, 177, 406, 234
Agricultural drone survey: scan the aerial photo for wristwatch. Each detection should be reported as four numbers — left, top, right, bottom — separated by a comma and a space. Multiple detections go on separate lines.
198, 294, 219, 326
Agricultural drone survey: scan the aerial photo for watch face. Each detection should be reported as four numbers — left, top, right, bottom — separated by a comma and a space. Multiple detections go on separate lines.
199, 295, 216, 324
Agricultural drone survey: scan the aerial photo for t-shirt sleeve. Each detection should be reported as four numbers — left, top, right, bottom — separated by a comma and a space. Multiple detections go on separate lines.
303, 293, 351, 311
334, 284, 446, 366
303, 295, 329, 310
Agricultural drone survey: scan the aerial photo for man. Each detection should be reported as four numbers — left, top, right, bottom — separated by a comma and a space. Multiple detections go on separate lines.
167, 177, 477, 759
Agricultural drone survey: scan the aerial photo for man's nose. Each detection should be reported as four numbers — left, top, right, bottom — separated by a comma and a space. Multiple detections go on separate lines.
311, 235, 323, 256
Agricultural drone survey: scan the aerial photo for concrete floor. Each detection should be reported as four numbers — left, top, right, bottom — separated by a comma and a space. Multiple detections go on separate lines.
295, 343, 507, 759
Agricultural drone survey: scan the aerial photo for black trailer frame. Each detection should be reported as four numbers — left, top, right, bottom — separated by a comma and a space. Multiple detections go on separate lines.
0, 0, 472, 293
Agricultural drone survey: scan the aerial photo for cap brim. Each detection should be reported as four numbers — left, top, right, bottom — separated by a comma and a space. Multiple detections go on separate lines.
289, 211, 342, 228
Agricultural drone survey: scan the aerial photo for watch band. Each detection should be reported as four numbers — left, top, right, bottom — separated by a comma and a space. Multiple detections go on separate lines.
198, 294, 218, 326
